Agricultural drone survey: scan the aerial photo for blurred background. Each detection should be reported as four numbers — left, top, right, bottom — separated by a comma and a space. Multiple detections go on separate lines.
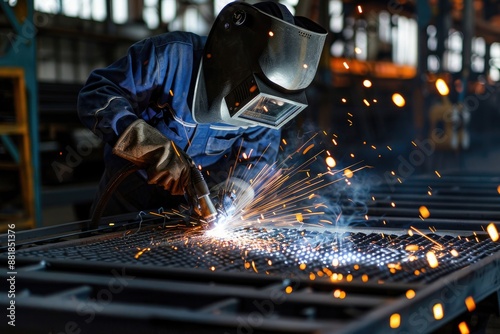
1, 0, 500, 230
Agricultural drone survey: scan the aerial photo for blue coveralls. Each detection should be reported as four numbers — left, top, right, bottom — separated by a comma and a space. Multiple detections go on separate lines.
77, 31, 281, 216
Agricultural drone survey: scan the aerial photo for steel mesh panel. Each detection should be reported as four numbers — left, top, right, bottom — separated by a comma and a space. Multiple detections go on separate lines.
16, 226, 500, 284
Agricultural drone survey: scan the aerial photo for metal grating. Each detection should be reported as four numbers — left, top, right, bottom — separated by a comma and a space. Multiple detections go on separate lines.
15, 226, 500, 284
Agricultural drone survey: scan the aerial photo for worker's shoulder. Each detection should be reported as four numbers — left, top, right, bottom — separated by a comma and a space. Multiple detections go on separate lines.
147, 31, 207, 50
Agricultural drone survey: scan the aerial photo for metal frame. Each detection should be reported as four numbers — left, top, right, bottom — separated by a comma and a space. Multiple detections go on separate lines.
0, 0, 41, 227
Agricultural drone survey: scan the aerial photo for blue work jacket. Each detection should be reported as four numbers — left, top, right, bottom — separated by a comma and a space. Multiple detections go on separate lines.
77, 31, 281, 213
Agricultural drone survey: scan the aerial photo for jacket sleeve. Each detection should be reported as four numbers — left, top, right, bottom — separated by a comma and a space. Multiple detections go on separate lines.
77, 38, 161, 145
232, 126, 281, 183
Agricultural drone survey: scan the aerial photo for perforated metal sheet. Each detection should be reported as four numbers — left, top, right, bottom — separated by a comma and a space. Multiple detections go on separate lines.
16, 226, 500, 283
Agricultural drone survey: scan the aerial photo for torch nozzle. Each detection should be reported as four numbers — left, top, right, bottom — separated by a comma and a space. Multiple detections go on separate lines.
198, 194, 218, 223
190, 166, 218, 227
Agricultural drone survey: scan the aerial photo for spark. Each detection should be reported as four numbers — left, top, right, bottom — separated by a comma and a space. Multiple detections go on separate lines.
458, 322, 470, 334
343, 61, 349, 69
171, 141, 181, 157
325, 156, 336, 168
405, 245, 419, 252
149, 211, 167, 218
487, 223, 499, 241
333, 289, 346, 299
134, 247, 150, 259
211, 140, 369, 232
406, 290, 416, 299
251, 261, 258, 273
419, 206, 430, 219
410, 226, 444, 250
363, 99, 370, 106
344, 169, 354, 178
363, 79, 372, 88
392, 93, 405, 107
303, 144, 315, 155
465, 296, 476, 312
435, 78, 450, 96
390, 313, 401, 329
435, 170, 441, 177
433, 303, 444, 320
357, 5, 363, 13
426, 251, 439, 268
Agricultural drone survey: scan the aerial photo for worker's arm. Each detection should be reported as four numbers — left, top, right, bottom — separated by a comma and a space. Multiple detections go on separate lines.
77, 38, 159, 144
77, 37, 197, 199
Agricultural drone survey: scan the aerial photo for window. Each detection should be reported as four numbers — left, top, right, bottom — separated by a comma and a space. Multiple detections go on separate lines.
443, 30, 462, 72
489, 43, 500, 81
112, 0, 127, 24
35, 0, 106, 22
471, 37, 485, 73
143, 0, 159, 29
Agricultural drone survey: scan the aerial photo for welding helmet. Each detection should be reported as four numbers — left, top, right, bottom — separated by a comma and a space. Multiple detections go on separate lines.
192, 1, 328, 129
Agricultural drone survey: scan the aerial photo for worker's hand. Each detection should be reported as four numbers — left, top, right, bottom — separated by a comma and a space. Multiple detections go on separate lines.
212, 177, 255, 216
113, 119, 194, 196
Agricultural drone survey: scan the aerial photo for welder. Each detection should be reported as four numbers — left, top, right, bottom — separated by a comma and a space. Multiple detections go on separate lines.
77, 1, 327, 224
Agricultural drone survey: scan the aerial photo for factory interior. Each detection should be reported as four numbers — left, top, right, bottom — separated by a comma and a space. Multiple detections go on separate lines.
1, 0, 500, 333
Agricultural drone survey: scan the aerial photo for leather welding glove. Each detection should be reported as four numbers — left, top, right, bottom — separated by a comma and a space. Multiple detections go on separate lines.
212, 177, 255, 215
112, 119, 194, 197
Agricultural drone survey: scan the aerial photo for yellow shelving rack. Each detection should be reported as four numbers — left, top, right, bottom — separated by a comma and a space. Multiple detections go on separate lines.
0, 67, 35, 231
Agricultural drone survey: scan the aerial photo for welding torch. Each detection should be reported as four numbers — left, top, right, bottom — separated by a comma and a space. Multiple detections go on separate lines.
190, 165, 218, 227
